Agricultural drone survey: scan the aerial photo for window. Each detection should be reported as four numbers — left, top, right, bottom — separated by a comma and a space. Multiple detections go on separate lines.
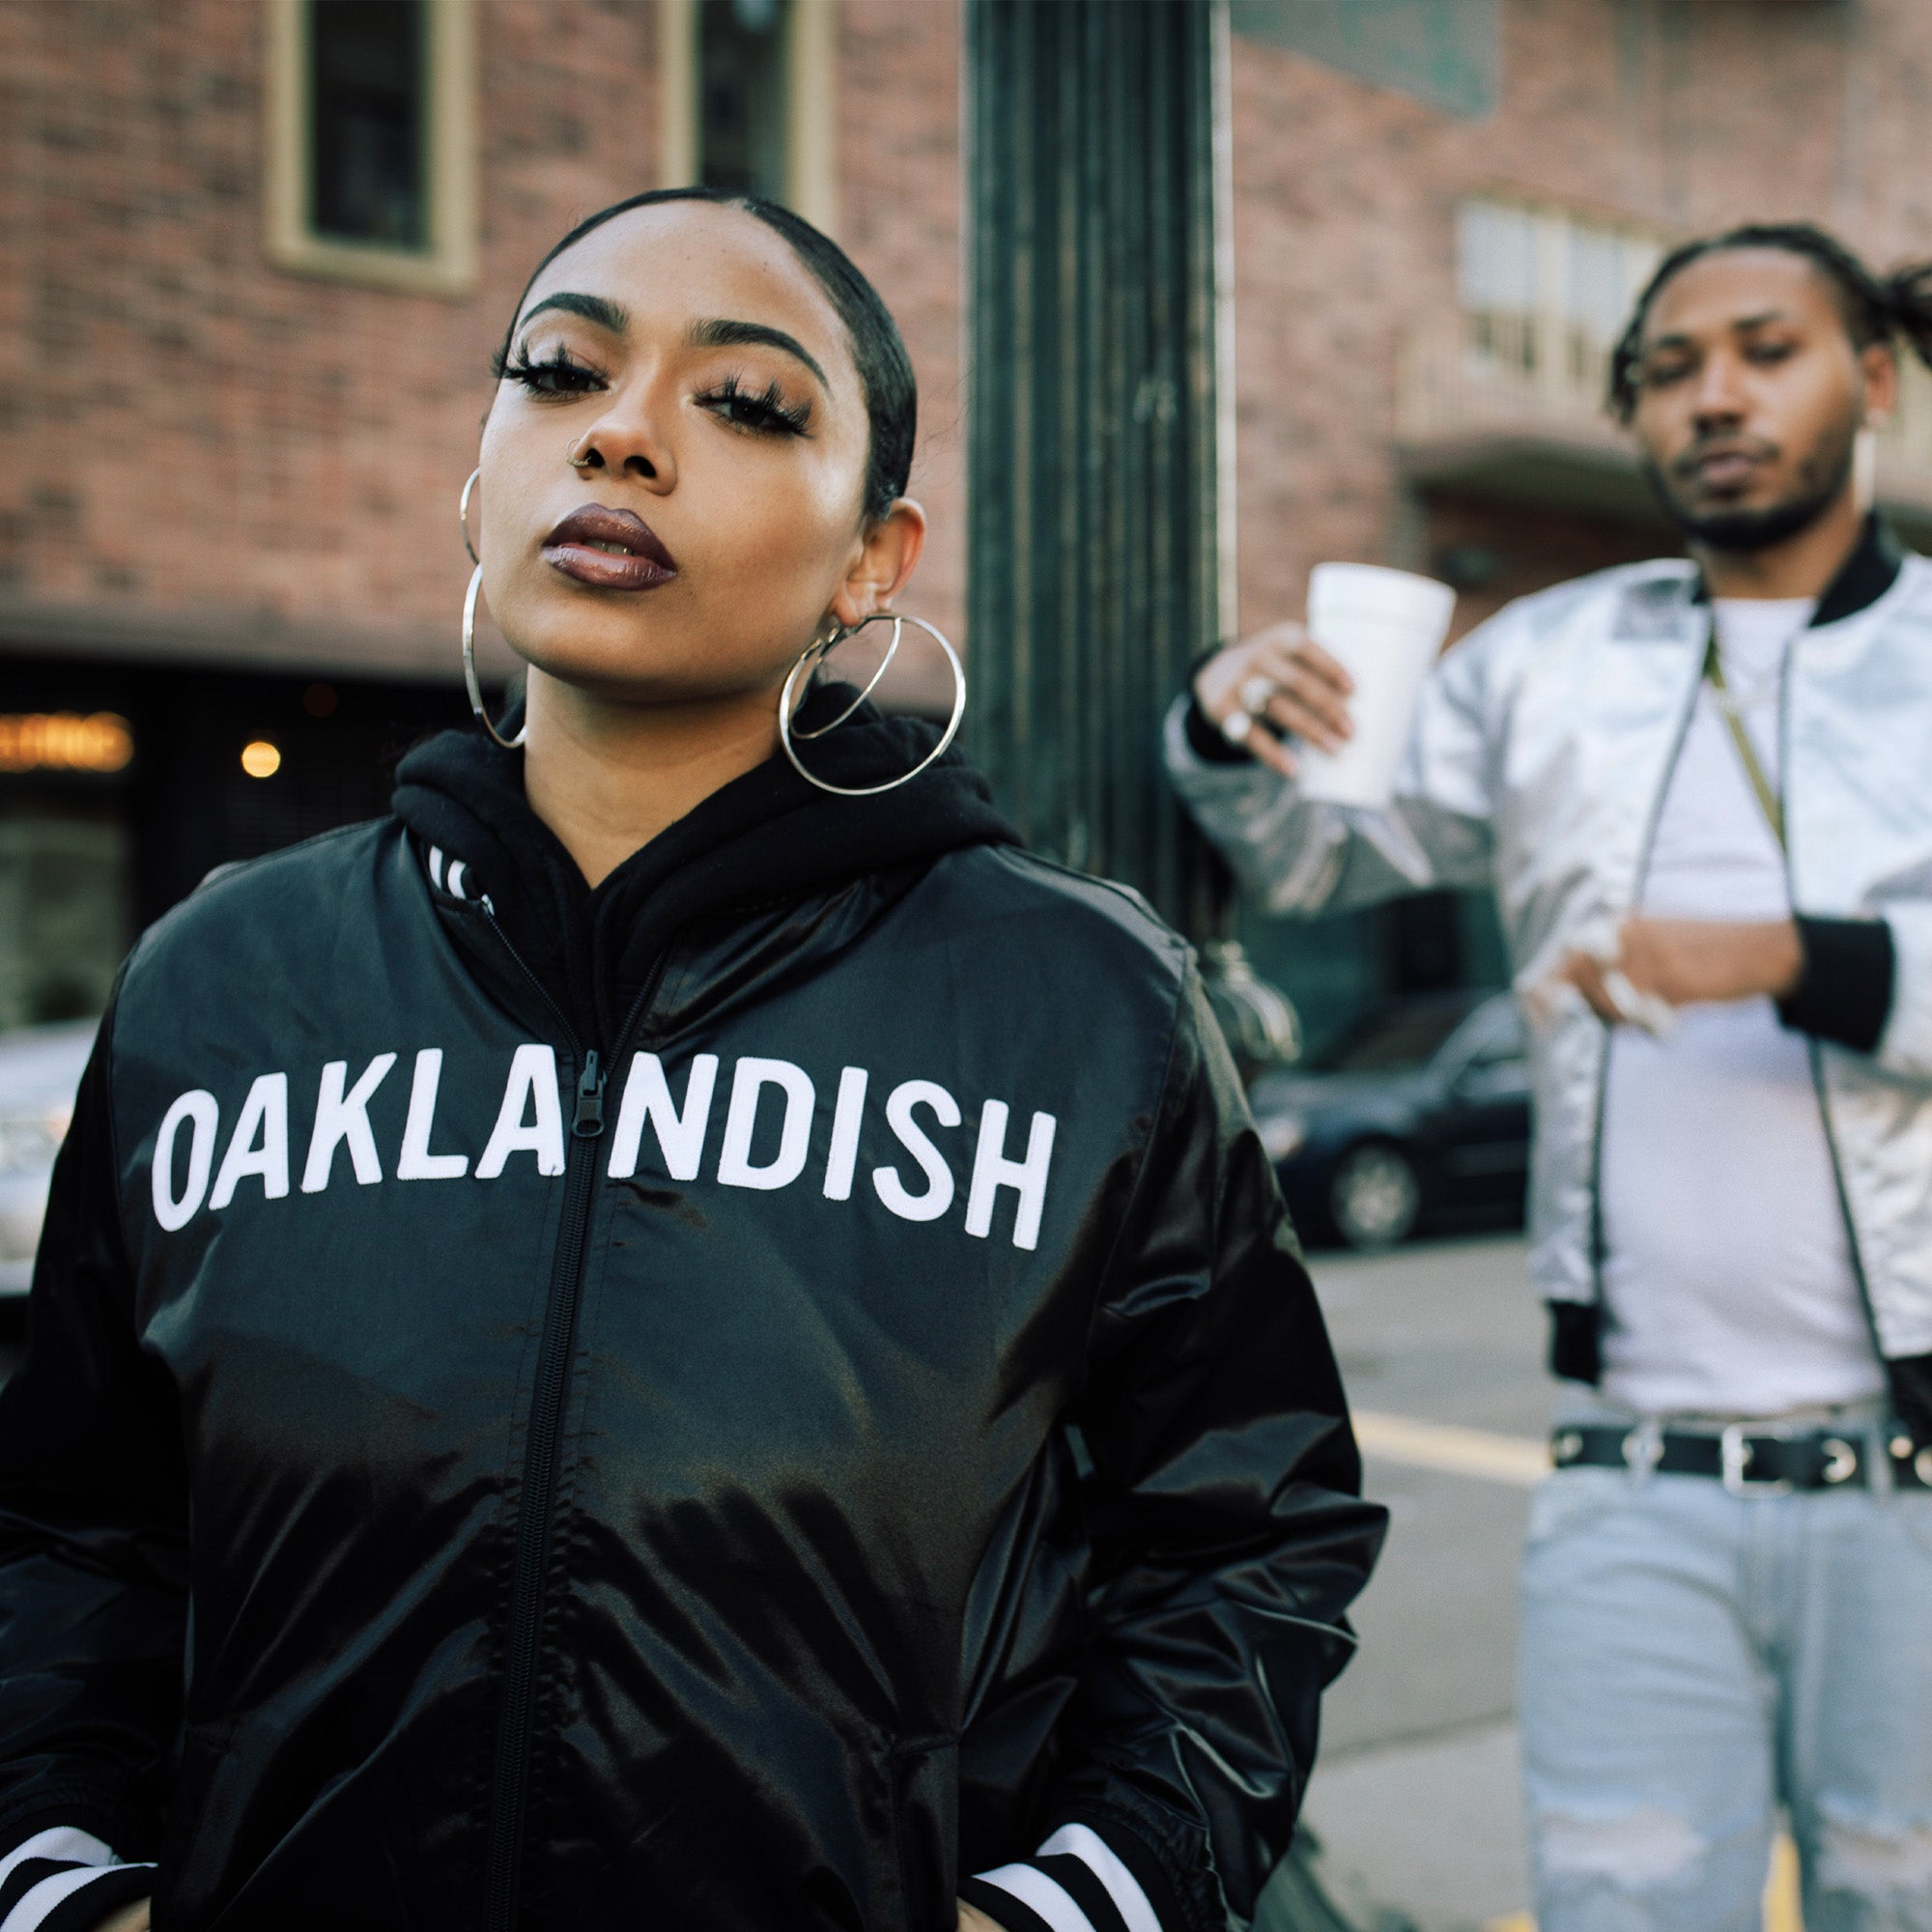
266, 0, 477, 295
1456, 198, 1663, 407
658, 0, 838, 231
701, 0, 789, 200
309, 1, 426, 247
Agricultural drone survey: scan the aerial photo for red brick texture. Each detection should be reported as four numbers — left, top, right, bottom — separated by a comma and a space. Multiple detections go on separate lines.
1227, 0, 1932, 638
0, 0, 964, 678
7, 0, 1932, 680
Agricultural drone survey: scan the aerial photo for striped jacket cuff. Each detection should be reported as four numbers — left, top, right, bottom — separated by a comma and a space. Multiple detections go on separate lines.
962, 1817, 1170, 1932
0, 1829, 155, 1932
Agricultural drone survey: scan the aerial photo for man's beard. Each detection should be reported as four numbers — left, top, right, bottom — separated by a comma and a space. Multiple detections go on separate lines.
1641, 417, 1859, 554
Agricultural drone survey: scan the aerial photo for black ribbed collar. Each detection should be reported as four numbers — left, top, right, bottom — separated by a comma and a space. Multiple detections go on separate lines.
1690, 513, 1905, 627
1812, 514, 1906, 626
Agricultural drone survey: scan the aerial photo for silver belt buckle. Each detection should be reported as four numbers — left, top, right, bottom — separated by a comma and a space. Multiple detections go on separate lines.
1720, 1423, 1793, 1497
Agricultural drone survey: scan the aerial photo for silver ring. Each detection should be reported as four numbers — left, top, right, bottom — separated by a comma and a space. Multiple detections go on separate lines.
1220, 709, 1256, 748
1239, 673, 1277, 716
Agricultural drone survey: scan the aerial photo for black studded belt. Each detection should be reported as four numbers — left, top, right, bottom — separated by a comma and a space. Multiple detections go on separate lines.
1550, 1422, 1932, 1495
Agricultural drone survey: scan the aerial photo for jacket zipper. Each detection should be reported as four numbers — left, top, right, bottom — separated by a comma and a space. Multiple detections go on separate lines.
1773, 635, 1893, 1411
1582, 611, 1708, 1317
473, 900, 669, 1932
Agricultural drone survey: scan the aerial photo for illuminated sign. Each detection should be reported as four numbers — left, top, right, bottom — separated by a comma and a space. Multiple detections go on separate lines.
0, 712, 135, 774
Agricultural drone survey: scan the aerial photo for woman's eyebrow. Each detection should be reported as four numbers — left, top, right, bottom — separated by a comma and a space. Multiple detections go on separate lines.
517, 292, 631, 335
689, 317, 830, 393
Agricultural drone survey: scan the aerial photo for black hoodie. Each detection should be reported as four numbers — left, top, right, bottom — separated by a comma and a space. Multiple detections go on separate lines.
0, 711, 1381, 1932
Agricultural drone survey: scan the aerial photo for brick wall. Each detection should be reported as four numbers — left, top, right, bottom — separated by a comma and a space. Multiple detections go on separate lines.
0, 0, 966, 681
837, 0, 965, 665
1227, 0, 1932, 640
8, 0, 1932, 685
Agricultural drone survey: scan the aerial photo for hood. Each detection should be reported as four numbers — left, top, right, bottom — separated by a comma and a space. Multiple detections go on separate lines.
391, 693, 1019, 1040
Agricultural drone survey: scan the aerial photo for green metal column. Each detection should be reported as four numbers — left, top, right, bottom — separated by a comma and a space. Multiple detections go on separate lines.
964, 0, 1230, 938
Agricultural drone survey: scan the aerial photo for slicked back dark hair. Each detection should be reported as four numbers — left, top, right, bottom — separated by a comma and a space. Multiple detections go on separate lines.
1607, 221, 1932, 422
492, 186, 917, 526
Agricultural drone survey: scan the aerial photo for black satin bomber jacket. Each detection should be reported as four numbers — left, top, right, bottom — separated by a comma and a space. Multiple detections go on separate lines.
0, 724, 1382, 1932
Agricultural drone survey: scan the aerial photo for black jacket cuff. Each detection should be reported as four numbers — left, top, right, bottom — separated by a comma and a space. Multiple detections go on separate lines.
1061, 1807, 1198, 1932
1181, 695, 1252, 765
1178, 645, 1254, 766
1776, 915, 1895, 1055
34, 1863, 156, 1932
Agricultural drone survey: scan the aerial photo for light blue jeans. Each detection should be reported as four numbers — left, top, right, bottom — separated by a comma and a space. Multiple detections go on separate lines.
1520, 1438, 1932, 1932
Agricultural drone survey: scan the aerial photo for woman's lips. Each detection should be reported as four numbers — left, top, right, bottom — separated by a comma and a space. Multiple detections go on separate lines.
541, 504, 678, 591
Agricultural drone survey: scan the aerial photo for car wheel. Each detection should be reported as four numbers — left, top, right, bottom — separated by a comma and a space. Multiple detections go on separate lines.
1330, 1142, 1420, 1250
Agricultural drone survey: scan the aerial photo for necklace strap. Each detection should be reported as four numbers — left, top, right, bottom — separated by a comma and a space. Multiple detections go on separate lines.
1703, 629, 1785, 849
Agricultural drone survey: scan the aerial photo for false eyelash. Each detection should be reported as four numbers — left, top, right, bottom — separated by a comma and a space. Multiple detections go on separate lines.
702, 374, 812, 437
497, 344, 605, 394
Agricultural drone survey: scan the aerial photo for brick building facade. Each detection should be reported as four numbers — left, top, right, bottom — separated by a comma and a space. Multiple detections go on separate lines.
4, 0, 1929, 1040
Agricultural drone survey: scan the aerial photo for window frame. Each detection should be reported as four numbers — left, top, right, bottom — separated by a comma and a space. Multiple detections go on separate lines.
264, 0, 478, 297
657, 0, 838, 233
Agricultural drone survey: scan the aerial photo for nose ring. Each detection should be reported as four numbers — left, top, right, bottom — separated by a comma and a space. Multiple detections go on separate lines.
565, 434, 598, 473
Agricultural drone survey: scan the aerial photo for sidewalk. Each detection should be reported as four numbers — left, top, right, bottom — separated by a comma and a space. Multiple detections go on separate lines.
1301, 1718, 1528, 1932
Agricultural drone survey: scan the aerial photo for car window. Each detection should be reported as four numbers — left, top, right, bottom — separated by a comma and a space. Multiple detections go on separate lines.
1465, 1006, 1527, 1065
1312, 1000, 1480, 1074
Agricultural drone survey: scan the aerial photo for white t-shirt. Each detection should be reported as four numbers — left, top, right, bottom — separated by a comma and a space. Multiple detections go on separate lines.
1597, 597, 1884, 1417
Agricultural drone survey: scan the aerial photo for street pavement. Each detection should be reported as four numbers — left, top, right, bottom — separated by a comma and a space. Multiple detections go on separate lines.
1293, 1234, 1546, 1932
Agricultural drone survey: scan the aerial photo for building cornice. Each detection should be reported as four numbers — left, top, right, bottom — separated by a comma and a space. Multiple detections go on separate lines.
0, 594, 522, 686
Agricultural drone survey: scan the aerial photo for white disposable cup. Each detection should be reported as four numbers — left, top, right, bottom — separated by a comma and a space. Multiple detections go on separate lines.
1295, 562, 1458, 809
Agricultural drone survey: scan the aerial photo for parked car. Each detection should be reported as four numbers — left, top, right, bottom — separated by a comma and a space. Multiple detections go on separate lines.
1249, 989, 1531, 1249
0, 1021, 97, 1299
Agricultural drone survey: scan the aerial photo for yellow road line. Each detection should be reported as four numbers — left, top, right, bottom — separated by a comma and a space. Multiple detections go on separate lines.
1766, 1833, 1804, 1932
1351, 1408, 1549, 1488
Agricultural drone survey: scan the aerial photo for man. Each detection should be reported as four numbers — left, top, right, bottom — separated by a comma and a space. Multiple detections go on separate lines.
1168, 224, 1932, 1930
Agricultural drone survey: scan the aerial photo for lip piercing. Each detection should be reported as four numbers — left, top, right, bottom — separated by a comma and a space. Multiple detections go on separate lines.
565, 435, 598, 473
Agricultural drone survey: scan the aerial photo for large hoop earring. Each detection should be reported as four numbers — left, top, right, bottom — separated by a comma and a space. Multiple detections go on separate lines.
779, 612, 965, 798
459, 466, 481, 565
463, 565, 526, 751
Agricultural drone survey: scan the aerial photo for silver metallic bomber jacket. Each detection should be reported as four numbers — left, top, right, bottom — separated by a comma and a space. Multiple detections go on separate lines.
1166, 522, 1932, 1435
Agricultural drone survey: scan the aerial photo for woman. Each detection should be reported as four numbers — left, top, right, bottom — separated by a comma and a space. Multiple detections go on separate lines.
0, 189, 1379, 1932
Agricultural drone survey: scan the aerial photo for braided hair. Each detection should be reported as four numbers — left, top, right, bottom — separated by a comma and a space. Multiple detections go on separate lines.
1607, 221, 1932, 422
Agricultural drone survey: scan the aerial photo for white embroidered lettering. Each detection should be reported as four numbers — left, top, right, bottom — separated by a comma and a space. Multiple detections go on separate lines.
608, 1052, 719, 1181
209, 1072, 291, 1208
822, 1066, 868, 1201
476, 1044, 566, 1179
396, 1049, 470, 1179
965, 1101, 1057, 1251
716, 1057, 815, 1191
300, 1053, 397, 1193
871, 1079, 959, 1222
152, 1090, 219, 1230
